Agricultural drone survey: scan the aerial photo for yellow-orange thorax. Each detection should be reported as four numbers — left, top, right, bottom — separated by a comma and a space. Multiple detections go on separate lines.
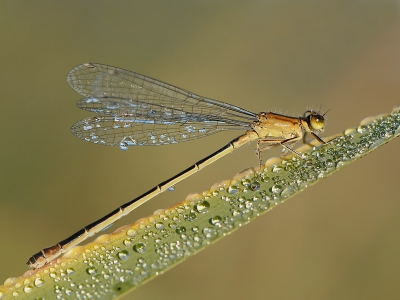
252, 112, 303, 139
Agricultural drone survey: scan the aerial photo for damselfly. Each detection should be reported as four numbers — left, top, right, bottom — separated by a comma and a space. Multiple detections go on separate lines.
27, 63, 326, 268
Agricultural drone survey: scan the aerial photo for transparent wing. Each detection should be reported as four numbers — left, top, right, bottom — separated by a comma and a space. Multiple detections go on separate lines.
76, 95, 253, 126
67, 63, 256, 118
71, 115, 249, 147
68, 64, 257, 147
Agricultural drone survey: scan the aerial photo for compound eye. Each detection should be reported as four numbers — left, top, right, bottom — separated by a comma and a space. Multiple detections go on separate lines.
309, 114, 325, 131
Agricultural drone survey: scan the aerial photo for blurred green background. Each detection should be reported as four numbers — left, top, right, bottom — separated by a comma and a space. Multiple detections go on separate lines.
1, 1, 400, 299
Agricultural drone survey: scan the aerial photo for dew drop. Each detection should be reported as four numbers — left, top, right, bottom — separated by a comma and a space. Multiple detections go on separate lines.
23, 285, 33, 293
169, 222, 177, 229
232, 209, 241, 217
270, 185, 282, 194
195, 200, 210, 213
272, 165, 283, 173
368, 138, 385, 150
259, 173, 270, 182
209, 216, 223, 227
212, 190, 220, 196
280, 186, 294, 198
336, 161, 348, 168
185, 125, 196, 133
203, 227, 217, 238
103, 274, 110, 280
127, 229, 137, 237
83, 125, 93, 130
357, 125, 368, 134
245, 200, 253, 208
168, 185, 175, 191
155, 222, 165, 230
241, 178, 251, 186
133, 242, 147, 253
344, 128, 356, 136
176, 226, 186, 234
186, 212, 197, 221
119, 142, 128, 151
66, 268, 75, 276
101, 222, 114, 232
34, 278, 44, 287
250, 182, 260, 191
86, 267, 98, 275
65, 289, 72, 296
325, 159, 334, 168
117, 250, 130, 261
227, 185, 239, 194
123, 238, 133, 246
259, 203, 270, 211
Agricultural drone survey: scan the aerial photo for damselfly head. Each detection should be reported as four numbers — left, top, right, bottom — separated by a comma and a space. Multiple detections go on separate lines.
304, 110, 325, 132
